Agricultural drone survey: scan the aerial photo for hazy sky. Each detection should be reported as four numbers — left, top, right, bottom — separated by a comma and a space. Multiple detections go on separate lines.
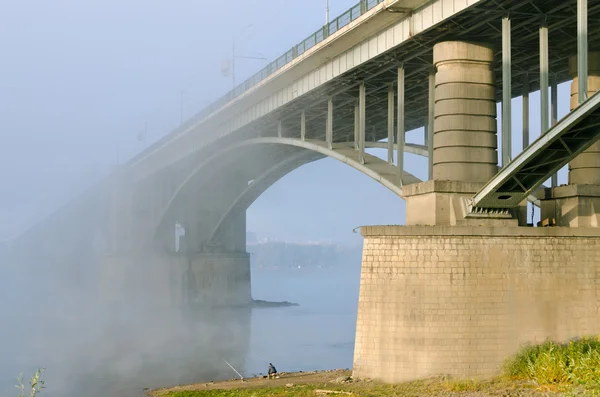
0, 0, 572, 243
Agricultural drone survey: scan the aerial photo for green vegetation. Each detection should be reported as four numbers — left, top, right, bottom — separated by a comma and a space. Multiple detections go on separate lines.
16, 369, 45, 397
155, 337, 600, 396
160, 387, 316, 397
503, 336, 600, 387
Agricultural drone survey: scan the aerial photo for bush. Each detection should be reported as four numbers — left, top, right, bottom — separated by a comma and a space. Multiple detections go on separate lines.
503, 336, 600, 386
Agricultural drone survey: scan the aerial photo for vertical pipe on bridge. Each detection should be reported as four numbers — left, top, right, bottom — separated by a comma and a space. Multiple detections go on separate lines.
502, 16, 512, 167
359, 81, 366, 164
354, 101, 359, 150
301, 110, 306, 141
387, 83, 394, 164
326, 97, 333, 149
522, 73, 529, 149
551, 75, 558, 187
278, 120, 283, 138
540, 24, 549, 135
578, 0, 588, 104
397, 65, 405, 185
427, 68, 435, 180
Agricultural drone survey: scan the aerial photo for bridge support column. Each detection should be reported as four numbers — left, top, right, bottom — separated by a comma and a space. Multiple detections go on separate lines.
403, 41, 520, 226
182, 251, 252, 308
538, 52, 600, 227
99, 251, 252, 311
353, 226, 600, 382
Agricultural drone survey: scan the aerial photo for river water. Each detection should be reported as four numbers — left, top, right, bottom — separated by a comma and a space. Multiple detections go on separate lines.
0, 263, 361, 396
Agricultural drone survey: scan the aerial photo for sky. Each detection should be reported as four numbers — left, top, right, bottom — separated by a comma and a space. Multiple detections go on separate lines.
0, 0, 573, 244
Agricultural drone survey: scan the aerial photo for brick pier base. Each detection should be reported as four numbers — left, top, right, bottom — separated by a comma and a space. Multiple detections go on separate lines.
352, 226, 600, 382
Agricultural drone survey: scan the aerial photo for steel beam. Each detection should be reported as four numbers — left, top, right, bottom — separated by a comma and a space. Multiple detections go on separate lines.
387, 83, 394, 164
326, 97, 333, 149
578, 0, 588, 104
551, 74, 558, 187
522, 73, 530, 150
301, 110, 306, 141
427, 68, 435, 180
359, 82, 366, 164
502, 16, 512, 167
540, 25, 549, 134
472, 90, 600, 209
397, 65, 405, 185
363, 141, 427, 157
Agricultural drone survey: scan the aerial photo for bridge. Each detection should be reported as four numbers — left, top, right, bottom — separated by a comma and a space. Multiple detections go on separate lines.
8, 0, 600, 384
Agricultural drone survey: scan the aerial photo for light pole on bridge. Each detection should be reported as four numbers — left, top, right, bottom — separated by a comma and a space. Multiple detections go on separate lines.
137, 121, 147, 149
228, 43, 267, 90
222, 24, 268, 90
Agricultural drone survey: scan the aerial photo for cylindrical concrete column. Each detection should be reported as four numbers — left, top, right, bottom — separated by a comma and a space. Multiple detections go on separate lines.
432, 41, 498, 182
568, 52, 600, 185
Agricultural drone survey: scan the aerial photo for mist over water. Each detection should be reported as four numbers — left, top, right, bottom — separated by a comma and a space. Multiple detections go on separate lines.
0, 252, 361, 397
0, 2, 383, 395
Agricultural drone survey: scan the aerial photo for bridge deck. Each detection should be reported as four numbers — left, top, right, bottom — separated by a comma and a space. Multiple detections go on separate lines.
130, 0, 600, 183
472, 91, 600, 209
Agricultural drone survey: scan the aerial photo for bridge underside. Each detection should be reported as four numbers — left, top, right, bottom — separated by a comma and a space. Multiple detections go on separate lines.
246, 0, 600, 149
153, 137, 422, 254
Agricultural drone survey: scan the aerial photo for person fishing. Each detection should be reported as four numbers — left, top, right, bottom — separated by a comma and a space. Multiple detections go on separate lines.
268, 363, 278, 379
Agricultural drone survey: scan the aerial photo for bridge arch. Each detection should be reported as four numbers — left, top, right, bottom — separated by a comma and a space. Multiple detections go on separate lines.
154, 137, 421, 249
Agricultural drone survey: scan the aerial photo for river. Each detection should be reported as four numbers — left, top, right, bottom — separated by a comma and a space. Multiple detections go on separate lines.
0, 263, 361, 396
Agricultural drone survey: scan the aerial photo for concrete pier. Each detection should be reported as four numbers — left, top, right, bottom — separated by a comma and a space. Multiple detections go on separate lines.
353, 226, 600, 382
99, 251, 252, 310
432, 41, 498, 183
403, 41, 517, 226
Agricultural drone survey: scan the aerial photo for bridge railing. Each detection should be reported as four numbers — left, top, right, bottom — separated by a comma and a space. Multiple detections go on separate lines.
131, 0, 384, 163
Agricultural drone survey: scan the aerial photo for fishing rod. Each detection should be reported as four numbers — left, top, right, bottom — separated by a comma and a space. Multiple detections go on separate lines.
222, 358, 244, 381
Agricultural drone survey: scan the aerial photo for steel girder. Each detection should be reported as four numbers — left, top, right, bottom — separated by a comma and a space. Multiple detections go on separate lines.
472, 90, 600, 209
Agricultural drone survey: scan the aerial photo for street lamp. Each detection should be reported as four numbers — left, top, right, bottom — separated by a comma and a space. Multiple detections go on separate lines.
223, 45, 267, 90
222, 24, 268, 90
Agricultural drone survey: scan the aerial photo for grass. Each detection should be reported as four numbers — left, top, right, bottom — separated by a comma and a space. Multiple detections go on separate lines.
154, 377, 542, 397
16, 369, 45, 397
503, 336, 600, 387
155, 336, 600, 396
159, 387, 317, 397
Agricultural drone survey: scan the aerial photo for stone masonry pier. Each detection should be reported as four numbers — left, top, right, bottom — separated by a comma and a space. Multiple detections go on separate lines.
352, 226, 600, 382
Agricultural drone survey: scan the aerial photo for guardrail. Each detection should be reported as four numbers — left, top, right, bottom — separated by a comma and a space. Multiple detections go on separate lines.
129, 0, 385, 163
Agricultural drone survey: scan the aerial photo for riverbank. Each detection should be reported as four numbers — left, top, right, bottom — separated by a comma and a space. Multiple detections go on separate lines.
147, 368, 600, 396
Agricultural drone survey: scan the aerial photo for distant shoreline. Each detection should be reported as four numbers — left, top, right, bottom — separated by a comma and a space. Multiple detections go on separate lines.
251, 299, 299, 308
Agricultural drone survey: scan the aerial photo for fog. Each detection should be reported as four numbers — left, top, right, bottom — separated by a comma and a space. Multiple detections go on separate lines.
0, 0, 578, 396
0, 1, 399, 395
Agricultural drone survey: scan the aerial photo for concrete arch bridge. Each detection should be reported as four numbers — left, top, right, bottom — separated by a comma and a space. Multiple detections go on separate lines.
9, 0, 600, 383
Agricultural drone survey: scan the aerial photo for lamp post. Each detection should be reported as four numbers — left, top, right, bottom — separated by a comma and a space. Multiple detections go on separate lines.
225, 44, 267, 90
222, 24, 267, 90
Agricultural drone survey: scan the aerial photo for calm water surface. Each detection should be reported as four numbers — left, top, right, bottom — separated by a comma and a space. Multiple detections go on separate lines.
0, 264, 361, 396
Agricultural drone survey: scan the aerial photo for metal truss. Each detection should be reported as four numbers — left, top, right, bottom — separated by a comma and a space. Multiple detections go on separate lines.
472, 89, 600, 209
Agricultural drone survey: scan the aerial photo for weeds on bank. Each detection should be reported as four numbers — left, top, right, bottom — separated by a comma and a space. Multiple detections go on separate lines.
16, 369, 45, 397
503, 336, 600, 387
159, 336, 600, 396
